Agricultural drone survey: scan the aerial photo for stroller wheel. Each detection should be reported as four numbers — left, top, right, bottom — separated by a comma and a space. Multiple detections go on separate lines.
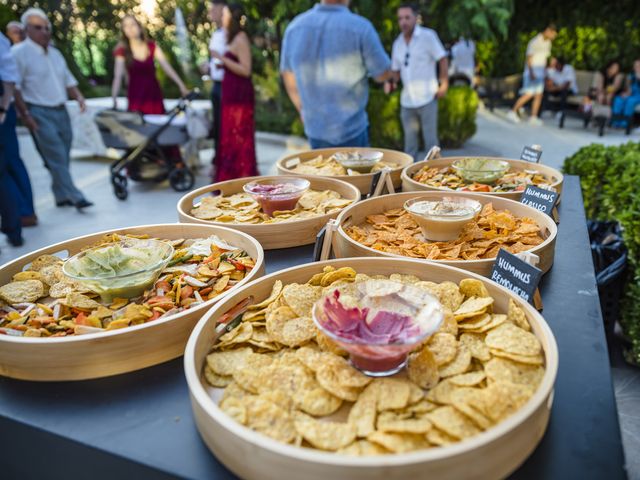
112, 173, 128, 200
168, 168, 195, 192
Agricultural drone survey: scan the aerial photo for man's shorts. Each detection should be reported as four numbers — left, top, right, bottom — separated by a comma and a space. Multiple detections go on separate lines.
520, 67, 546, 95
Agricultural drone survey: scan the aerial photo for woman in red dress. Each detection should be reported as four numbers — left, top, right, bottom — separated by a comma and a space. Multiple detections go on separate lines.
210, 4, 258, 182
111, 15, 188, 115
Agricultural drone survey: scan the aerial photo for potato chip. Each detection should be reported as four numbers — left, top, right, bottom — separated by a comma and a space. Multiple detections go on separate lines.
204, 365, 233, 387
448, 371, 486, 387
376, 411, 433, 434
457, 313, 492, 330
374, 378, 411, 411
207, 347, 254, 376
367, 431, 431, 453
507, 298, 531, 331
294, 345, 324, 371
459, 332, 491, 362
454, 296, 494, 320
484, 357, 544, 388
427, 406, 480, 440
348, 382, 378, 437
427, 332, 458, 366
0, 279, 44, 304
244, 396, 296, 443
218, 322, 253, 346
294, 412, 356, 451
402, 398, 438, 414
459, 278, 490, 298
337, 440, 390, 456
407, 345, 439, 389
485, 322, 542, 357
407, 382, 425, 405
221, 381, 250, 403
438, 347, 471, 378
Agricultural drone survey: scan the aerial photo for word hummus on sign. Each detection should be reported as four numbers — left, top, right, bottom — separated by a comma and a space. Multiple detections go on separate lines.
490, 249, 542, 303
520, 185, 559, 216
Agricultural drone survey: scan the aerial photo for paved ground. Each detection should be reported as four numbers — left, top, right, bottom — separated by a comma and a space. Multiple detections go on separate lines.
2, 106, 639, 477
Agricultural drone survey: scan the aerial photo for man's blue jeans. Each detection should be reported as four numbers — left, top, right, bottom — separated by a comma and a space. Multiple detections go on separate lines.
0, 105, 25, 240
308, 128, 369, 149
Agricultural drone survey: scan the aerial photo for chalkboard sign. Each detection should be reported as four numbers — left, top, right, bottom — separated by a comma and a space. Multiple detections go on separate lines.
520, 185, 558, 217
490, 249, 543, 304
313, 225, 327, 262
520, 145, 542, 163
368, 170, 383, 198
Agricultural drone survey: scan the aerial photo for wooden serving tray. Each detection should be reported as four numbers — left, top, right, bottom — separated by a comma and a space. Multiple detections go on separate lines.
401, 156, 564, 202
184, 257, 558, 480
332, 191, 557, 277
177, 175, 361, 250
0, 224, 265, 381
277, 148, 413, 195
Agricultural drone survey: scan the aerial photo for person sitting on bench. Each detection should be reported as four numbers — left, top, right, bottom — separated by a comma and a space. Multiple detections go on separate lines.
542, 56, 577, 117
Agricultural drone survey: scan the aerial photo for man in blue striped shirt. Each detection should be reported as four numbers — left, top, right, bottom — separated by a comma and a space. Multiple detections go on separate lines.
280, 1, 393, 148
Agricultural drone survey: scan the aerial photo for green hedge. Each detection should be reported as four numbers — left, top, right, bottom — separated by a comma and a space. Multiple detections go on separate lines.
563, 142, 640, 364
367, 85, 478, 150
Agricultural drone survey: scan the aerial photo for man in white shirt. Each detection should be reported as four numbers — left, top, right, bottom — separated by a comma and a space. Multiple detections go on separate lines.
12, 8, 91, 210
542, 56, 577, 116
507, 24, 557, 125
387, 4, 448, 160
208, 0, 226, 148
451, 37, 475, 85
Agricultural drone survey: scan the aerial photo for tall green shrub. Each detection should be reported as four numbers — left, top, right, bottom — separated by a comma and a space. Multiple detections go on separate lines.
563, 142, 640, 364
438, 86, 478, 148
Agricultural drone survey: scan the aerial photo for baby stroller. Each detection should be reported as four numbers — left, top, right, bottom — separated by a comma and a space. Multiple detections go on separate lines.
95, 90, 200, 200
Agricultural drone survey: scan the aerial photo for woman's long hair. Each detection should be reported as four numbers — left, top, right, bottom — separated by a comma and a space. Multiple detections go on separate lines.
117, 15, 148, 65
226, 4, 246, 45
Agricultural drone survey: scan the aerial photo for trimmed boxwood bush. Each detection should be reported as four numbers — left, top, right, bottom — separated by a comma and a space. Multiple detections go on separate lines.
563, 142, 640, 364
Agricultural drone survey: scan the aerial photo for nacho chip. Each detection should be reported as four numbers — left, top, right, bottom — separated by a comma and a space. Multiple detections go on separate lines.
438, 347, 472, 378
459, 278, 490, 298
427, 332, 458, 366
507, 298, 531, 331
407, 345, 439, 389
367, 431, 431, 453
294, 412, 356, 451
427, 406, 481, 440
485, 322, 542, 357
204, 365, 233, 387
454, 296, 494, 320
374, 378, 411, 411
245, 396, 296, 443
459, 332, 491, 362
348, 382, 378, 437
484, 357, 544, 388
376, 411, 433, 434
337, 440, 390, 456
0, 279, 44, 304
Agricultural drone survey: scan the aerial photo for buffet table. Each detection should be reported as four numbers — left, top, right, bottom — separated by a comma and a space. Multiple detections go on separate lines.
0, 176, 626, 479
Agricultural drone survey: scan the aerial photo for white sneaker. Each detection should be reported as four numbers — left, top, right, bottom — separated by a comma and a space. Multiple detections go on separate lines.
529, 117, 543, 126
506, 110, 521, 123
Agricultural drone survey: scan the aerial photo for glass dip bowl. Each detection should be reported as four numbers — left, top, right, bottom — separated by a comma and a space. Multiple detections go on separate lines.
62, 238, 174, 303
334, 150, 384, 174
404, 196, 482, 242
452, 158, 510, 184
312, 279, 443, 376
243, 177, 310, 217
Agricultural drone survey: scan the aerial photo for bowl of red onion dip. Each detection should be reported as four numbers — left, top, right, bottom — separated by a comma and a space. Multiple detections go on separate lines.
312, 279, 443, 376
243, 177, 310, 217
